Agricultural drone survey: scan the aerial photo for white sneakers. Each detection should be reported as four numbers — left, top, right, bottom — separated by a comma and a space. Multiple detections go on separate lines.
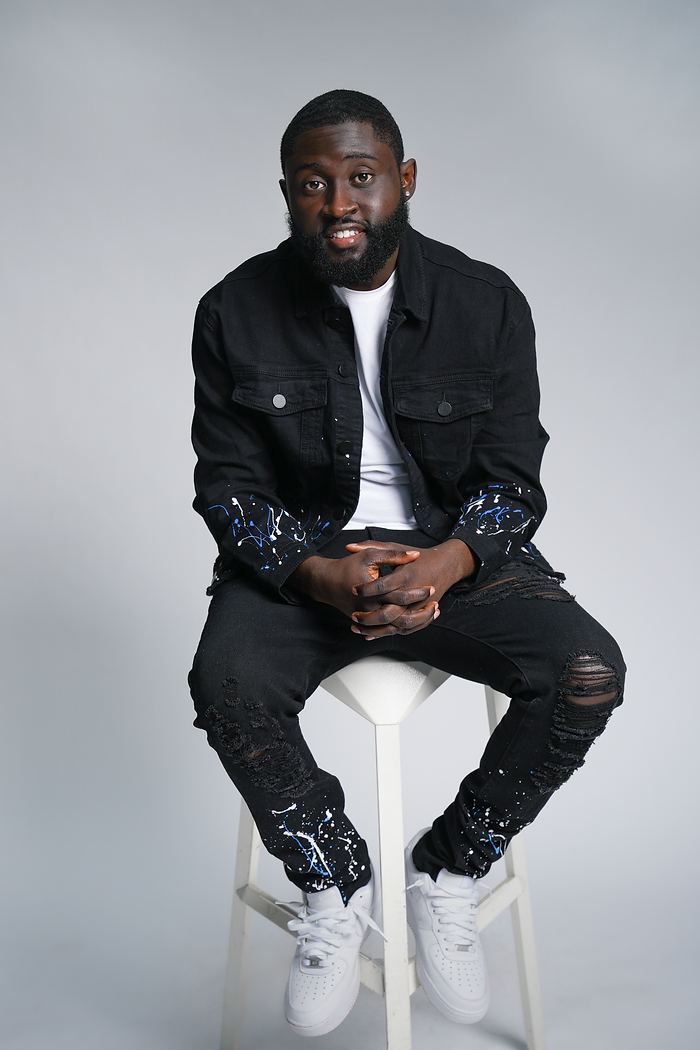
283, 876, 381, 1037
283, 833, 489, 1036
405, 828, 489, 1024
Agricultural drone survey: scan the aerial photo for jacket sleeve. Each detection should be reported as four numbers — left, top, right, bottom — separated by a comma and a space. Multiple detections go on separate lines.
191, 301, 323, 596
448, 301, 552, 583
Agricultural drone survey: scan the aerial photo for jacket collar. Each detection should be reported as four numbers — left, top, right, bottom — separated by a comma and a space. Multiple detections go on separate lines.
287, 225, 428, 323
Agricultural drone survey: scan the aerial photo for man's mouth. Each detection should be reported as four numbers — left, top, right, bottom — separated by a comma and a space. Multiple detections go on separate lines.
325, 225, 366, 248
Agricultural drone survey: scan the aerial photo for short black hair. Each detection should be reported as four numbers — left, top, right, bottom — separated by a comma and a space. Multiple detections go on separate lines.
280, 89, 404, 173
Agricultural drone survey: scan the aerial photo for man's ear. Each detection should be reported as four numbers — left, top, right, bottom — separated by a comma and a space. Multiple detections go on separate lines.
279, 178, 289, 206
400, 158, 417, 201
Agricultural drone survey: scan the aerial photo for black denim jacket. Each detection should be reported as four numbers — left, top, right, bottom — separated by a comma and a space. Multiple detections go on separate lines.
192, 226, 554, 597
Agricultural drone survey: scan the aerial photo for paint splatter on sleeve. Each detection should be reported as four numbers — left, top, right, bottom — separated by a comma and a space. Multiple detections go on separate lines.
205, 494, 331, 581
455, 484, 535, 539
448, 483, 554, 584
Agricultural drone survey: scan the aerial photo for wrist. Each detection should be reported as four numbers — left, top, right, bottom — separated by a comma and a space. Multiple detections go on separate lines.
439, 538, 477, 585
288, 555, 329, 600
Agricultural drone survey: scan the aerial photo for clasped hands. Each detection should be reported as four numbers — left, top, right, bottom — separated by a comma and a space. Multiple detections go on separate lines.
289, 539, 476, 641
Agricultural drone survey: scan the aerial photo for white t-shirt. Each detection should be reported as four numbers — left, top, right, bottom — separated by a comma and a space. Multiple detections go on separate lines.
333, 272, 417, 529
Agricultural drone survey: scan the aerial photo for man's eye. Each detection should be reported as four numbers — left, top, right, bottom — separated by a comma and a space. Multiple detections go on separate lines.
354, 172, 374, 184
304, 180, 324, 191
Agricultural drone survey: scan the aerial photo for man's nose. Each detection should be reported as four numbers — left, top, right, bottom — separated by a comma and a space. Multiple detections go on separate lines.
322, 181, 357, 219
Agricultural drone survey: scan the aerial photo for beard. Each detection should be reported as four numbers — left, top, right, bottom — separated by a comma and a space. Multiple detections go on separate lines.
286, 196, 409, 287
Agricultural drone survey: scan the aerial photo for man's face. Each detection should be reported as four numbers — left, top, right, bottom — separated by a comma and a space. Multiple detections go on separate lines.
281, 121, 416, 290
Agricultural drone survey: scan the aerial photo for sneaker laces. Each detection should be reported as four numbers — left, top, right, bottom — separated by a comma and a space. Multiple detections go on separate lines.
407, 876, 480, 952
277, 898, 386, 969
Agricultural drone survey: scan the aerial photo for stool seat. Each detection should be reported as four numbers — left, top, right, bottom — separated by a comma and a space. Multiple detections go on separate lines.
220, 657, 547, 1050
323, 652, 450, 724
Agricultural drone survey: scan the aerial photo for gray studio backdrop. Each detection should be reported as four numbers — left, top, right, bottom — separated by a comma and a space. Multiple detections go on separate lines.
1, 2, 698, 1048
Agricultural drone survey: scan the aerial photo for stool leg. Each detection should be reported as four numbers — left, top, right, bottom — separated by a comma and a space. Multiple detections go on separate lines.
505, 836, 547, 1050
221, 801, 261, 1050
485, 687, 546, 1050
375, 723, 412, 1050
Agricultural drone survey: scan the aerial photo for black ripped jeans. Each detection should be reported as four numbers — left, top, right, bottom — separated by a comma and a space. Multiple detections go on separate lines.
189, 530, 625, 902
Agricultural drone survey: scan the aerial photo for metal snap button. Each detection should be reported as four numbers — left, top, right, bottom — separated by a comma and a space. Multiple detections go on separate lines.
272, 393, 287, 409
437, 400, 453, 417
337, 363, 350, 377
337, 440, 353, 455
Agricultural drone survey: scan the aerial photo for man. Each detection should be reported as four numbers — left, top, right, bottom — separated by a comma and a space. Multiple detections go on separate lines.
189, 90, 624, 1037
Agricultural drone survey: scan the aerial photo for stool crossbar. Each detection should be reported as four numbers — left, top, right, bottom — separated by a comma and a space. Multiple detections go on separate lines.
221, 655, 546, 1050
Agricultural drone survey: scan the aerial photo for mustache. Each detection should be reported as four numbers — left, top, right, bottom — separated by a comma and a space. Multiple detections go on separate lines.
315, 217, 374, 241
323, 217, 370, 231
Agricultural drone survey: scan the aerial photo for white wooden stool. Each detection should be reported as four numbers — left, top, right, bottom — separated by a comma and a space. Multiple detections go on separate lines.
221, 654, 547, 1050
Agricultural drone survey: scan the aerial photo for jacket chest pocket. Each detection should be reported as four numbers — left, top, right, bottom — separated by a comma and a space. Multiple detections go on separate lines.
393, 374, 494, 479
231, 375, 329, 466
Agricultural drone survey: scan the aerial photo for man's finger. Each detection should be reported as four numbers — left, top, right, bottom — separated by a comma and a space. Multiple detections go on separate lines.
354, 572, 434, 599
351, 603, 409, 627
346, 540, 415, 553
349, 543, 422, 564
352, 600, 439, 629
391, 602, 440, 631
351, 602, 440, 639
356, 583, 435, 607
363, 548, 421, 563
357, 550, 421, 582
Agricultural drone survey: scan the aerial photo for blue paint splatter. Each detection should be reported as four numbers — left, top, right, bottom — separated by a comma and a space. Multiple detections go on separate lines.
271, 804, 365, 894
207, 497, 331, 570
456, 485, 534, 537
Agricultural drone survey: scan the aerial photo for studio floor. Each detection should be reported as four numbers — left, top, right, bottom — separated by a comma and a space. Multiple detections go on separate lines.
2, 843, 695, 1050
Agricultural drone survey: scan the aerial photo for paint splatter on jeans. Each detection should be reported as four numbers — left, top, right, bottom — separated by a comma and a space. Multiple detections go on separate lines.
190, 531, 625, 893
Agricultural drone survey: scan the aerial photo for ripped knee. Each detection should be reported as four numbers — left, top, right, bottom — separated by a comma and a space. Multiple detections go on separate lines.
456, 561, 574, 607
531, 651, 622, 794
199, 705, 314, 798
559, 651, 620, 706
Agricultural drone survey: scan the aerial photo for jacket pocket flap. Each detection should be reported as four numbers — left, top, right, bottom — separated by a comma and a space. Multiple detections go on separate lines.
232, 377, 328, 415
394, 375, 494, 422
